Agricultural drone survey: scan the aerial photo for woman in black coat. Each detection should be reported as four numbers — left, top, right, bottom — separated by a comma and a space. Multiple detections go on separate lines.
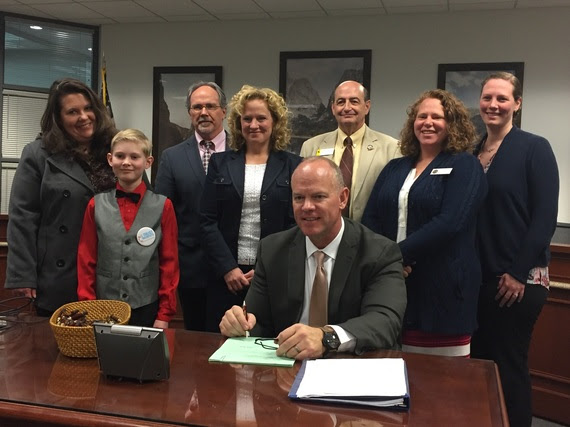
200, 85, 301, 331
471, 72, 559, 427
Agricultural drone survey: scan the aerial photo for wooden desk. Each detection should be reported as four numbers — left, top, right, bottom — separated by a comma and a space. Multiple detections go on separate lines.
0, 318, 507, 426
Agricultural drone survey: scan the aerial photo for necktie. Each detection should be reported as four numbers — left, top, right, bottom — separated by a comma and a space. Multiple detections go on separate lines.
339, 136, 353, 217
309, 251, 328, 327
200, 140, 215, 172
115, 189, 140, 204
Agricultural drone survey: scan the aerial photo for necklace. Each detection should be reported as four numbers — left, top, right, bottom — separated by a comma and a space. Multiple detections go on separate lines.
478, 140, 499, 173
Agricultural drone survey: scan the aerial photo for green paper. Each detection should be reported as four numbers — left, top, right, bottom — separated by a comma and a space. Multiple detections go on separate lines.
209, 337, 295, 367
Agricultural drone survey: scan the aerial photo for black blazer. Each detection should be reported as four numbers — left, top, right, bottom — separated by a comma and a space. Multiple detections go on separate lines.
199, 148, 302, 277
154, 134, 228, 289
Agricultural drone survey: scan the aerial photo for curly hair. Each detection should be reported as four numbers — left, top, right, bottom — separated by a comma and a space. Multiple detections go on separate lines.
399, 89, 477, 158
227, 85, 291, 151
40, 78, 117, 162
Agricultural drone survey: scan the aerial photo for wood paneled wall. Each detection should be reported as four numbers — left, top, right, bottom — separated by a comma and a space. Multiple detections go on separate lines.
529, 244, 570, 425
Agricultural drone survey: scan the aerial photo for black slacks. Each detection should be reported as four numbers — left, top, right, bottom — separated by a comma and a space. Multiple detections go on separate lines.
129, 300, 160, 327
178, 287, 207, 331
205, 265, 253, 333
471, 280, 547, 427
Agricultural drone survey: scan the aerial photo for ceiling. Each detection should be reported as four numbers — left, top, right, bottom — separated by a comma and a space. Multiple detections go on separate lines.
1, 0, 570, 26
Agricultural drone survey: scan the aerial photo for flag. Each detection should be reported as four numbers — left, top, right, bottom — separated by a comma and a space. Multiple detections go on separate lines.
100, 56, 114, 118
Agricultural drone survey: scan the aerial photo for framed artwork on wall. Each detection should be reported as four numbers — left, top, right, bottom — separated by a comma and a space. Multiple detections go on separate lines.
151, 66, 223, 179
437, 62, 524, 137
279, 50, 372, 154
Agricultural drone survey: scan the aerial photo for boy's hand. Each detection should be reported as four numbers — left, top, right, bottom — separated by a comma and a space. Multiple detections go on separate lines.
153, 319, 168, 329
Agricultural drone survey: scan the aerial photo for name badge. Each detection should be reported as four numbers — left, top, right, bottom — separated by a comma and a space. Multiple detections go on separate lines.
430, 168, 453, 175
316, 148, 334, 156
137, 227, 156, 247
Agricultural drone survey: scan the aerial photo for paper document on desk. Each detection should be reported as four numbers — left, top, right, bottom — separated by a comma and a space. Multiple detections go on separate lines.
289, 358, 410, 409
209, 337, 295, 367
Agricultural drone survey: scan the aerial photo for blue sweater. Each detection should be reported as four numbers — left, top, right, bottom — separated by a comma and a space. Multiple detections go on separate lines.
362, 151, 487, 334
475, 127, 559, 283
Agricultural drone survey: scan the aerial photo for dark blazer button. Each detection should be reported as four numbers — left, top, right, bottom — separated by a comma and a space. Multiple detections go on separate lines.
123, 275, 128, 280
62, 190, 71, 198
124, 257, 130, 262
122, 293, 128, 298
59, 225, 68, 233
261, 194, 267, 201
125, 239, 131, 245
56, 259, 65, 267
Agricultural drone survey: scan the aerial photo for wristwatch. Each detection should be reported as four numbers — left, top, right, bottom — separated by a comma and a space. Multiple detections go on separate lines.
320, 326, 340, 357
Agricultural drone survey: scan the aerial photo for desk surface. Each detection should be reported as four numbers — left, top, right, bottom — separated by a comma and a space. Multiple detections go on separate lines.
0, 317, 508, 426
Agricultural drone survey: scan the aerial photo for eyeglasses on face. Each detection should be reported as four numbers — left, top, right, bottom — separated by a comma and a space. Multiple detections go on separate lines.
189, 104, 221, 113
255, 338, 279, 350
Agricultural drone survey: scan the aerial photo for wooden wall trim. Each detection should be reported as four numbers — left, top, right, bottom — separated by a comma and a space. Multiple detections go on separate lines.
550, 244, 570, 283
529, 285, 570, 425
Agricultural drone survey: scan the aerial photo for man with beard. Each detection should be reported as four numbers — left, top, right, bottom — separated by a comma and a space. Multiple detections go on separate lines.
155, 82, 229, 331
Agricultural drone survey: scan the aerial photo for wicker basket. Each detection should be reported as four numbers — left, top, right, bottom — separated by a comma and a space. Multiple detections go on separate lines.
50, 300, 131, 358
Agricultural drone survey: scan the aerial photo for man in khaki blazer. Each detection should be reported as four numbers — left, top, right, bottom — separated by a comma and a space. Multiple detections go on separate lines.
300, 80, 400, 222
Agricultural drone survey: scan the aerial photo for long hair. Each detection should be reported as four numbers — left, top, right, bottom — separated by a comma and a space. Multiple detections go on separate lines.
399, 89, 477, 158
227, 85, 291, 151
40, 78, 117, 161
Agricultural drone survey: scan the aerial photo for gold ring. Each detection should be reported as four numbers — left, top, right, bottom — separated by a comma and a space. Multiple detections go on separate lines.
514, 293, 519, 298
294, 346, 301, 353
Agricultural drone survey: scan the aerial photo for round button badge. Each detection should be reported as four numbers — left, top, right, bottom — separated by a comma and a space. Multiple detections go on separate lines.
136, 227, 156, 246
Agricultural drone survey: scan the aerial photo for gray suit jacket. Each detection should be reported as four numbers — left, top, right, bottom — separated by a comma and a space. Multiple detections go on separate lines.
246, 219, 407, 354
300, 126, 400, 222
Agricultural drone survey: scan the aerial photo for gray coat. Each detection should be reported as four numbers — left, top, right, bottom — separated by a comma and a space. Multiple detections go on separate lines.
5, 139, 100, 312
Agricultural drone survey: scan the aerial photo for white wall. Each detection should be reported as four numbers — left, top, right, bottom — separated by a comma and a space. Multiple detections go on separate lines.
101, 7, 570, 223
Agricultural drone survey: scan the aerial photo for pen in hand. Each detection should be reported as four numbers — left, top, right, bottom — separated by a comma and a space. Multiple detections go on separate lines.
242, 301, 250, 337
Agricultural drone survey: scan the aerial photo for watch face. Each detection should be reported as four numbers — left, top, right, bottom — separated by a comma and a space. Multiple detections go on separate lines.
324, 332, 340, 350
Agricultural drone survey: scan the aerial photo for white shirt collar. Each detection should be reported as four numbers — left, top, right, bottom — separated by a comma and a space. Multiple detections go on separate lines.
305, 218, 345, 261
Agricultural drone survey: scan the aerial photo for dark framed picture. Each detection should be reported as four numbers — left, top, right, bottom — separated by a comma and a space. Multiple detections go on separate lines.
437, 62, 524, 137
279, 50, 372, 154
151, 66, 222, 179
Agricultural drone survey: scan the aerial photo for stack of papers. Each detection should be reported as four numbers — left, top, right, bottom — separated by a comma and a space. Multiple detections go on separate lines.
289, 358, 409, 409
208, 337, 295, 367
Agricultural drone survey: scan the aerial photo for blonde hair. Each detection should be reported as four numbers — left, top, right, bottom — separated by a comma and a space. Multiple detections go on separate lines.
111, 128, 152, 156
227, 85, 291, 151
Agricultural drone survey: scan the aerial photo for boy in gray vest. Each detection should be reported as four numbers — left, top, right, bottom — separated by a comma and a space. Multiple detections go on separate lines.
77, 129, 179, 328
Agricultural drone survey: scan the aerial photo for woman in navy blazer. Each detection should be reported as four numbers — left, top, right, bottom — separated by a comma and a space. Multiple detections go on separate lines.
200, 85, 301, 331
362, 89, 487, 356
471, 73, 559, 427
